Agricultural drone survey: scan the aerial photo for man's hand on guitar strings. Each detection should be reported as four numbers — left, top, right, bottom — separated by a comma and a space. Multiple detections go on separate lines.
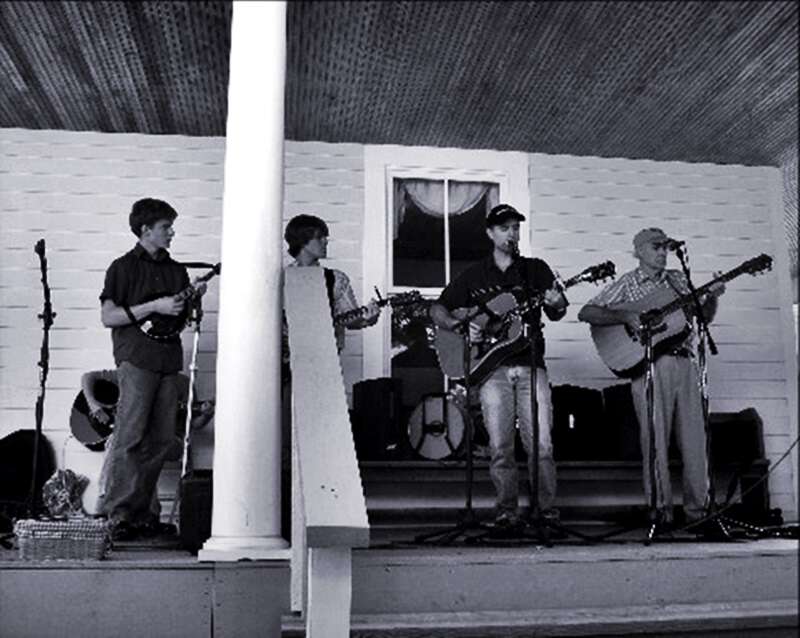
152, 295, 185, 316
362, 299, 381, 326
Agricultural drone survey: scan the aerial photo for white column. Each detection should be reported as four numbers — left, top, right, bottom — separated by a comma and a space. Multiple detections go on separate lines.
199, 0, 289, 561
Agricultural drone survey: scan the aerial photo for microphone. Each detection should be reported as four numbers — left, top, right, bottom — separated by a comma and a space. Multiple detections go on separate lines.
663, 238, 685, 251
508, 240, 519, 257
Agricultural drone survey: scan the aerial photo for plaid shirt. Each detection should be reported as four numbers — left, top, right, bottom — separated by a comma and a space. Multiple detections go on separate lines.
589, 266, 695, 349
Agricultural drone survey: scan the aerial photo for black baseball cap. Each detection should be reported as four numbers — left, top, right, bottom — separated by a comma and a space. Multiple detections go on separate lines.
486, 204, 526, 227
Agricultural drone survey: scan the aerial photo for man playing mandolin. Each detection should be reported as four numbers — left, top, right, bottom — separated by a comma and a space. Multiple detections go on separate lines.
577, 227, 725, 533
98, 198, 207, 541
430, 204, 568, 530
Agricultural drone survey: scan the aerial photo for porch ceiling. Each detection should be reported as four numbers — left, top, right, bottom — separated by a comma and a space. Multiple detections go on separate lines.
0, 1, 797, 277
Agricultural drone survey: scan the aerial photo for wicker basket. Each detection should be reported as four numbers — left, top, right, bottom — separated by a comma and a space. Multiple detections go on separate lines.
14, 518, 110, 561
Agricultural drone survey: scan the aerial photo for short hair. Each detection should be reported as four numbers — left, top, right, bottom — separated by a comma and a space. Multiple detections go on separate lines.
129, 198, 178, 237
284, 214, 329, 257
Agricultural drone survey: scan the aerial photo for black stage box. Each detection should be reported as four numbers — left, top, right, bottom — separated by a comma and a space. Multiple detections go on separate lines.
179, 469, 212, 553
351, 378, 404, 460
551, 384, 609, 460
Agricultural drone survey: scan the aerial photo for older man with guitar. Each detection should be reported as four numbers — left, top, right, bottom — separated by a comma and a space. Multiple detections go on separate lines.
578, 227, 728, 534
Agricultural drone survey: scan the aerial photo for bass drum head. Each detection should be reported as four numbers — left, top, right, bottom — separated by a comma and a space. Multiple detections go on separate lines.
407, 394, 465, 460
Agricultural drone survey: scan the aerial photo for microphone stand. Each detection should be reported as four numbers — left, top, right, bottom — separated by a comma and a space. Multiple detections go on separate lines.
28, 239, 56, 519
517, 257, 593, 546
640, 320, 669, 544
414, 302, 493, 545
673, 246, 753, 541
168, 295, 203, 529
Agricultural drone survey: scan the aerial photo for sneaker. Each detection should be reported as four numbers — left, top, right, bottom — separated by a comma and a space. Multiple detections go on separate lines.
494, 510, 521, 530
137, 521, 177, 538
686, 518, 730, 541
109, 520, 139, 542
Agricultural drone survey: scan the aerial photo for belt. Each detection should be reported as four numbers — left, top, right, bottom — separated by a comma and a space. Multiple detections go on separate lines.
667, 346, 692, 358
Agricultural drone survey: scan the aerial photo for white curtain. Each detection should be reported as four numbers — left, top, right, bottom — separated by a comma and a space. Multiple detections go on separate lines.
394, 180, 497, 239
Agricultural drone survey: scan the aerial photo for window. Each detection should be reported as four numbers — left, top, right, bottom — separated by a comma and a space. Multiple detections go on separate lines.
392, 178, 499, 289
363, 145, 529, 384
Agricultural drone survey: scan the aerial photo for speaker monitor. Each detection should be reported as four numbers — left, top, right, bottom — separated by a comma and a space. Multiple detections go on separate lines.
179, 469, 212, 553
352, 378, 404, 460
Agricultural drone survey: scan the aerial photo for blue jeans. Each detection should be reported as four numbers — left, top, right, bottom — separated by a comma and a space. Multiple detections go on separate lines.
98, 362, 178, 525
479, 365, 557, 517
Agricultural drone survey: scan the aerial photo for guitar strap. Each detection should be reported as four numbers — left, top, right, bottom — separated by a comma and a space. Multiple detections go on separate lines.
664, 272, 692, 321
323, 267, 336, 318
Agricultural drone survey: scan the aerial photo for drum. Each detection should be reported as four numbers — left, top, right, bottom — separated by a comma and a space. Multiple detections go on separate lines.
407, 393, 465, 460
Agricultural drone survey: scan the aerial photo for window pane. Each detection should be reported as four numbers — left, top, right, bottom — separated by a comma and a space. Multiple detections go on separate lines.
449, 181, 498, 281
392, 178, 445, 287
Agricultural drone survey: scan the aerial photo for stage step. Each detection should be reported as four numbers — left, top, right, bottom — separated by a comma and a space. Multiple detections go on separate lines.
281, 599, 799, 637
2, 540, 795, 637
285, 541, 798, 636
359, 460, 774, 537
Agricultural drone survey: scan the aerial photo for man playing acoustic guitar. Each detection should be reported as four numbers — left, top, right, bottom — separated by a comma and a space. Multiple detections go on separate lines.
578, 227, 725, 534
98, 198, 207, 541
430, 204, 568, 530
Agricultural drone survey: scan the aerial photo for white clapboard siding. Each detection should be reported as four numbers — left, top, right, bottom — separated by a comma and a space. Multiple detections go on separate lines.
530, 153, 797, 518
0, 129, 224, 485
283, 141, 367, 401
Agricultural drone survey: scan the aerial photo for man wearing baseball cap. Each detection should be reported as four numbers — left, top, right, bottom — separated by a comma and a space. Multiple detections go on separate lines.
430, 204, 568, 531
578, 228, 725, 536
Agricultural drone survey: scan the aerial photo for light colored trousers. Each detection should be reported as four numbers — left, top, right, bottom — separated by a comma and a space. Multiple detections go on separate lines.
631, 354, 710, 522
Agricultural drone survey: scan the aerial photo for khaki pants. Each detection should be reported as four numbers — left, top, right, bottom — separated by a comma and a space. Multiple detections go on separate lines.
631, 354, 709, 522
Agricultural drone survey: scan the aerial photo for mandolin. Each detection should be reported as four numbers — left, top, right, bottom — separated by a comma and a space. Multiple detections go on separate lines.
139, 262, 221, 341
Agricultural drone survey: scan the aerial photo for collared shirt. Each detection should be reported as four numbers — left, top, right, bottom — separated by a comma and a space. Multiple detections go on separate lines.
100, 244, 189, 373
437, 256, 557, 368
588, 266, 695, 348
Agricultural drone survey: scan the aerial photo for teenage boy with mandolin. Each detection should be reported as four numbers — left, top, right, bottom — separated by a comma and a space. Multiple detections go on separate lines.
578, 227, 725, 533
429, 204, 568, 530
98, 198, 207, 541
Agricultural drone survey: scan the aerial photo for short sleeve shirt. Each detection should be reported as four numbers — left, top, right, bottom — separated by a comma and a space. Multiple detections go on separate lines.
588, 266, 695, 347
100, 244, 190, 372
437, 256, 557, 368
284, 263, 360, 353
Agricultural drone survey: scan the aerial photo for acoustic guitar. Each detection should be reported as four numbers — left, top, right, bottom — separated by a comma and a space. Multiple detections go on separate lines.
590, 253, 773, 378
139, 262, 221, 341
69, 386, 214, 452
435, 261, 616, 385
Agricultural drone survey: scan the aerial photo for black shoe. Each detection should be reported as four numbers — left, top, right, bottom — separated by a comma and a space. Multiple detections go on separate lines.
688, 519, 730, 541
494, 511, 521, 530
109, 520, 139, 542
137, 521, 178, 538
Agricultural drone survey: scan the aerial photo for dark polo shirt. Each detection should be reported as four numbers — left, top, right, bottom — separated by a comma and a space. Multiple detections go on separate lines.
437, 256, 558, 369
100, 244, 189, 373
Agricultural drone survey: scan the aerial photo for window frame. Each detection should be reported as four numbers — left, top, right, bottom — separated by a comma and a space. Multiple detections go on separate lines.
363, 145, 530, 379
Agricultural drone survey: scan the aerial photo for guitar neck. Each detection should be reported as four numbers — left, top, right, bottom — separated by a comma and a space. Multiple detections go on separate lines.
657, 267, 745, 317
175, 265, 221, 302
515, 275, 582, 316
334, 299, 387, 327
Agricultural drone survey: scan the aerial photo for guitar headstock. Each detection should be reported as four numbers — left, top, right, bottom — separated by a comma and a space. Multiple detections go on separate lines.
569, 261, 616, 287
741, 254, 772, 276
387, 290, 424, 308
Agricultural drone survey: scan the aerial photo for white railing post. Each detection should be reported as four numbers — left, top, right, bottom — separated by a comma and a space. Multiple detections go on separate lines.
284, 267, 370, 637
